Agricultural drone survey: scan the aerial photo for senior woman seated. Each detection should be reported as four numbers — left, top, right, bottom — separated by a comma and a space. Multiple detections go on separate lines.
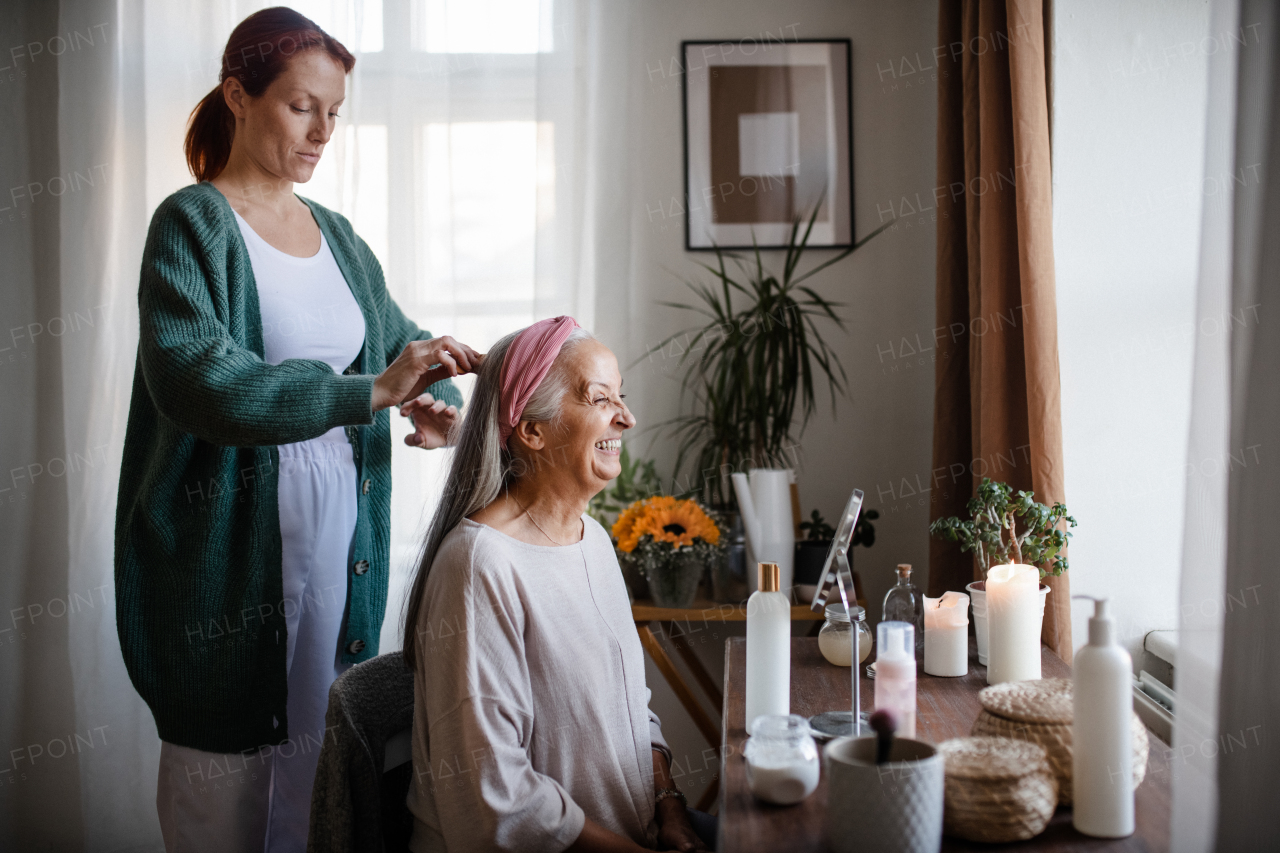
400, 317, 715, 853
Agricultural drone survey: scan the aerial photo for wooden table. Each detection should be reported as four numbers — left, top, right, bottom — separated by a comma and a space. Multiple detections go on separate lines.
719, 637, 1171, 852
631, 599, 832, 811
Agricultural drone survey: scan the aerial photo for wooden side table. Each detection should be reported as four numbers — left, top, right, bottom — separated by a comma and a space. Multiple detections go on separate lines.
630, 598, 860, 811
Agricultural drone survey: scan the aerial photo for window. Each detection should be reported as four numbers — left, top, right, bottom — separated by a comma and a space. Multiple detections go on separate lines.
422, 121, 539, 341
290, 0, 385, 53
414, 0, 550, 53
287, 0, 555, 649
307, 124, 389, 265
299, 0, 550, 349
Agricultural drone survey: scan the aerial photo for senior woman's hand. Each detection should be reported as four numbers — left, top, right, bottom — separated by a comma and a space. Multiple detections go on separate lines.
652, 750, 709, 852
371, 336, 482, 412
656, 799, 709, 852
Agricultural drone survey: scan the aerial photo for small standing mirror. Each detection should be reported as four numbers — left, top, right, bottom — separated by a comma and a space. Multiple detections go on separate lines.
807, 488, 870, 739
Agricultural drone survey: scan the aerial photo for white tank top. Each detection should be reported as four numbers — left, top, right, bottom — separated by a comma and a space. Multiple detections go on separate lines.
233, 208, 367, 443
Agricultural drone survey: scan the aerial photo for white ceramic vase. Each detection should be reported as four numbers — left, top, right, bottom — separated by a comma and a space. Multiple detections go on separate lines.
966, 579, 1050, 666
735, 468, 796, 594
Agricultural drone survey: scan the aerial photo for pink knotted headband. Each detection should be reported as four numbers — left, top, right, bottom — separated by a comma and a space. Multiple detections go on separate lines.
498, 316, 580, 447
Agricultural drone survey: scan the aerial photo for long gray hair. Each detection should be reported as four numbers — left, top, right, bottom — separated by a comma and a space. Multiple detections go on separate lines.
401, 324, 595, 668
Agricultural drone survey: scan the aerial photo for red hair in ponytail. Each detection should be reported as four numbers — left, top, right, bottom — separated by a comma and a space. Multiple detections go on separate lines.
184, 7, 356, 183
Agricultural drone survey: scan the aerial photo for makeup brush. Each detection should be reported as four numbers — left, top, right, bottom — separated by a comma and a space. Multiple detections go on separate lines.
869, 708, 899, 764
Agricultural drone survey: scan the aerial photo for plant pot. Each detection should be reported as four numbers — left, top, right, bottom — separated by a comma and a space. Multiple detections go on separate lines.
794, 539, 831, 586
967, 580, 1050, 667
647, 550, 704, 609
794, 539, 834, 606
619, 552, 650, 601
712, 510, 746, 603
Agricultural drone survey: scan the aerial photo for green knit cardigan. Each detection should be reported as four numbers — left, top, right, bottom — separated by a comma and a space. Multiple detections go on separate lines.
115, 181, 460, 754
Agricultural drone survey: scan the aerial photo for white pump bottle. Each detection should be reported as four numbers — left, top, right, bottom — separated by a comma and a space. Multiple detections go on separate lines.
1072, 595, 1134, 838
745, 562, 790, 735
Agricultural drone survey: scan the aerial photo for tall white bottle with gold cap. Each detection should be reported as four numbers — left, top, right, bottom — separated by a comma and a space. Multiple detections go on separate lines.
745, 562, 791, 735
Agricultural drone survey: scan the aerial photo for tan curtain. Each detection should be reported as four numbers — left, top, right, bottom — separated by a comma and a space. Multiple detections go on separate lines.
930, 0, 1071, 661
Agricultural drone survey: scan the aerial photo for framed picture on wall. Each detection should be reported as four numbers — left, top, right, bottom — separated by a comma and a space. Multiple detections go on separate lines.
681, 38, 853, 250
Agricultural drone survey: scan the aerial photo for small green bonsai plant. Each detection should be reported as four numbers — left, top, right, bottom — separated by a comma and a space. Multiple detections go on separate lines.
929, 478, 1075, 579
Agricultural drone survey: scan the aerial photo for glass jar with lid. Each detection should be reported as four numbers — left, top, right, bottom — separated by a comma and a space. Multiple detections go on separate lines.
818, 601, 872, 667
744, 714, 820, 805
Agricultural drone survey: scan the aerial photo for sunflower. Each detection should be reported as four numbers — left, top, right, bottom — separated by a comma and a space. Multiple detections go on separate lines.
612, 497, 658, 553
612, 496, 720, 553
633, 498, 720, 550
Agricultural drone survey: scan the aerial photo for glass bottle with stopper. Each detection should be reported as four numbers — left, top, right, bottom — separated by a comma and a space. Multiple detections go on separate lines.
882, 563, 925, 659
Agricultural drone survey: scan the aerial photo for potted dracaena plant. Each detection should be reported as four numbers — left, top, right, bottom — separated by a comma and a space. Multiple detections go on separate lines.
929, 478, 1076, 664
651, 207, 894, 509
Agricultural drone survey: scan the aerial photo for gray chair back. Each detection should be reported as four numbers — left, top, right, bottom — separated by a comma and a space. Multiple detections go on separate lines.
307, 651, 415, 853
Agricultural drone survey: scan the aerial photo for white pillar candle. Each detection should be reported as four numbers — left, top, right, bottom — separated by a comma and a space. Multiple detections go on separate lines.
985, 564, 1042, 684
923, 591, 970, 677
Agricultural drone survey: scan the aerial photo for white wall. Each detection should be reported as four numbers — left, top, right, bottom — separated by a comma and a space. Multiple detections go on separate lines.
1053, 0, 1214, 661
626, 0, 1222, 801
612, 0, 940, 622
604, 0, 939, 806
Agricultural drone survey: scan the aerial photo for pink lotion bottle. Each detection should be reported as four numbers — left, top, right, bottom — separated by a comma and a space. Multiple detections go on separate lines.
874, 621, 917, 738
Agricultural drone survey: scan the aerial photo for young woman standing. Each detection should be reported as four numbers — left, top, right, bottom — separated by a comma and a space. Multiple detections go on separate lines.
114, 9, 480, 852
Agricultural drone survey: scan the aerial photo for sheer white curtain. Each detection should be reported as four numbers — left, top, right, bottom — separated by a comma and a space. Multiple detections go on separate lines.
2, 0, 630, 848
1174, 0, 1280, 850
1170, 0, 1236, 845
1211, 0, 1280, 848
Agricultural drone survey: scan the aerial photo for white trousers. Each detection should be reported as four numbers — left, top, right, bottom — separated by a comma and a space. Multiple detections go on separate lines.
158, 438, 358, 853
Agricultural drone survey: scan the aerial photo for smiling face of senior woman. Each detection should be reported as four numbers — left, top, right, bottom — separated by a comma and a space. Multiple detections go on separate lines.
510, 340, 636, 497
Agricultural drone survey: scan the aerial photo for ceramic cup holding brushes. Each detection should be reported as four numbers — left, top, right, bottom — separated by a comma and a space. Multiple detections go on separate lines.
823, 709, 945, 853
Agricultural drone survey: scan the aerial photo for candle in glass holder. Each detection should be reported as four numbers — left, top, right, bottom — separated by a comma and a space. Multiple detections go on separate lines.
923, 591, 970, 677
985, 564, 1042, 684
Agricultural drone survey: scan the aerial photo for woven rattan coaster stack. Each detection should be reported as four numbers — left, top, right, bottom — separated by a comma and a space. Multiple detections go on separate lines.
938, 736, 1057, 842
971, 677, 1149, 805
